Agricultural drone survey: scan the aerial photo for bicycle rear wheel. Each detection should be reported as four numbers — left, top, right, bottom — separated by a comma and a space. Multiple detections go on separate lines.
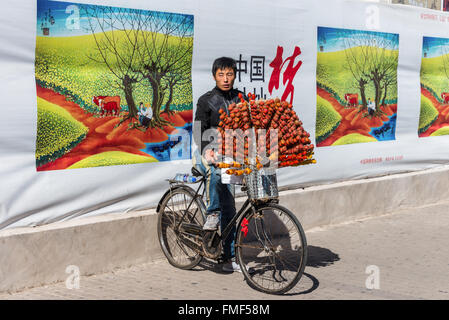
236, 203, 308, 295
157, 186, 205, 270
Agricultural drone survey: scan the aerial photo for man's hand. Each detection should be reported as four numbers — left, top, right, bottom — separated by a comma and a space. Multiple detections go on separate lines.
204, 149, 217, 164
268, 151, 279, 162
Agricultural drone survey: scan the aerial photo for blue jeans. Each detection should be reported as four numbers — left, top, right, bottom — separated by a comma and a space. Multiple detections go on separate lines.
193, 150, 236, 260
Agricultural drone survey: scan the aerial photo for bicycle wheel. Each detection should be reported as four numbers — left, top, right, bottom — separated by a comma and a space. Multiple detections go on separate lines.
236, 203, 308, 295
158, 186, 206, 270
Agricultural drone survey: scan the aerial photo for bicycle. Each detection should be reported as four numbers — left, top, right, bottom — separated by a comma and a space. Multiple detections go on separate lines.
156, 165, 308, 295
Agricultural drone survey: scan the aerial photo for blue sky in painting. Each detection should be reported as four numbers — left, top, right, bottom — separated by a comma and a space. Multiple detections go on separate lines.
422, 36, 449, 58
37, 0, 194, 37
317, 26, 399, 53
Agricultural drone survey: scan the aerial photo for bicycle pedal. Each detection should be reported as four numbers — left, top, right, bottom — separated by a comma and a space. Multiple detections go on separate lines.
216, 256, 226, 264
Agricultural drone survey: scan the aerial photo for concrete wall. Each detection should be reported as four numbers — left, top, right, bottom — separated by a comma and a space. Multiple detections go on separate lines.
0, 211, 162, 293
1, 164, 448, 293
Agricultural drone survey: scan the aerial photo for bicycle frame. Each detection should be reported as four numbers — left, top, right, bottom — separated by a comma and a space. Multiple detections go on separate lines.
167, 178, 206, 231
220, 198, 255, 241
167, 177, 256, 245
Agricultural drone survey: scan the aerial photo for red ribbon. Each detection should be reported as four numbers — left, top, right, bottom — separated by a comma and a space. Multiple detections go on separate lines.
241, 218, 249, 237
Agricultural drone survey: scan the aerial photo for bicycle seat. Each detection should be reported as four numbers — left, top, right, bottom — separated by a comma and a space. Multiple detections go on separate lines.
191, 166, 205, 177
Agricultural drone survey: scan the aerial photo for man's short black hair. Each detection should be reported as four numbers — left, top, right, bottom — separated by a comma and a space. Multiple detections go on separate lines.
212, 57, 237, 76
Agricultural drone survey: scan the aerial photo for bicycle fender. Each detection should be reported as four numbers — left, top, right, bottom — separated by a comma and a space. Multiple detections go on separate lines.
156, 185, 206, 219
156, 185, 183, 213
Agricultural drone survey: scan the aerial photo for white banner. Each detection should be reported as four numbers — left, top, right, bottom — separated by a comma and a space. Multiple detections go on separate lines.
1, 0, 449, 229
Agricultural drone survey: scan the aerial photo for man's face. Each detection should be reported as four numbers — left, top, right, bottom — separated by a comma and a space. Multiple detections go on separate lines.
213, 67, 236, 92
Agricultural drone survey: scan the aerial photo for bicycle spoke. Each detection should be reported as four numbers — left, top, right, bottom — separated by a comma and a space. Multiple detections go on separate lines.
158, 187, 205, 270
236, 243, 266, 250
237, 204, 307, 294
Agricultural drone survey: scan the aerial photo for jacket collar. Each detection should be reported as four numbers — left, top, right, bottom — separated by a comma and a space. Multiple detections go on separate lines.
213, 86, 234, 98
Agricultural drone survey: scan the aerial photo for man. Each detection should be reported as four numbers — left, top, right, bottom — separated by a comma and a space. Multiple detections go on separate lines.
367, 98, 375, 116
138, 102, 153, 128
193, 57, 247, 272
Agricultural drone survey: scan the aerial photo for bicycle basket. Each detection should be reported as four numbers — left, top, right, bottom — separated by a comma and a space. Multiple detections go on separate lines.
245, 167, 279, 201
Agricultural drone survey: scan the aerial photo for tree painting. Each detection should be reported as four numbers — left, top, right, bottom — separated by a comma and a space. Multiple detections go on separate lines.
35, 0, 194, 170
419, 36, 449, 137
341, 30, 398, 114
82, 5, 193, 128
316, 27, 399, 147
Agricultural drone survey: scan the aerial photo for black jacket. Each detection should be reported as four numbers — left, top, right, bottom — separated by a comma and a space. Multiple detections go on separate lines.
194, 86, 246, 154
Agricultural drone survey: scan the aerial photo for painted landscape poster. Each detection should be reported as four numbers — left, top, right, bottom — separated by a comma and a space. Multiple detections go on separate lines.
419, 36, 449, 137
35, 0, 194, 170
316, 27, 399, 147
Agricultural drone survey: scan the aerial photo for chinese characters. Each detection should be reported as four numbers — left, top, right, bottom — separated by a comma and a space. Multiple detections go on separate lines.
236, 45, 302, 103
268, 46, 302, 104
236, 54, 267, 99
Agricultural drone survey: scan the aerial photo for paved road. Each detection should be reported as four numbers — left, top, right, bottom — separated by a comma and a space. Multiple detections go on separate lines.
1, 201, 448, 300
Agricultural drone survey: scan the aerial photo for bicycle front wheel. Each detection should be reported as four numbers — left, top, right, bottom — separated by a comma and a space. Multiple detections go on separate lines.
157, 186, 205, 270
236, 203, 308, 295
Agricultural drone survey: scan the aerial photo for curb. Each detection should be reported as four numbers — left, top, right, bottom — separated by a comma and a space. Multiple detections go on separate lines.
1, 165, 449, 293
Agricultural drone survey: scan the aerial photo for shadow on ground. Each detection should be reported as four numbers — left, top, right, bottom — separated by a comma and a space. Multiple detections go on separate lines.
194, 245, 339, 296
281, 245, 340, 296
307, 245, 340, 268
